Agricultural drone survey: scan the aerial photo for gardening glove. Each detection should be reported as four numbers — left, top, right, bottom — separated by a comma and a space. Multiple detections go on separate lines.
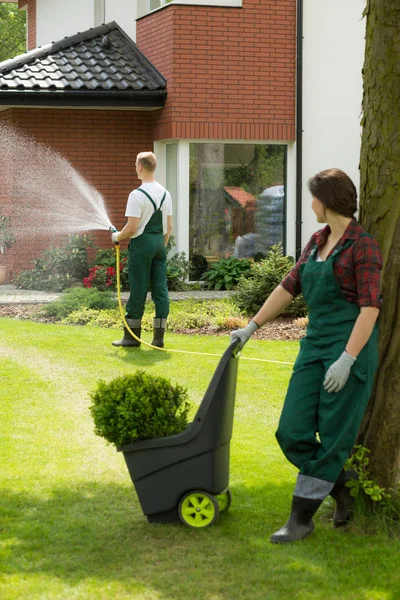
323, 351, 356, 394
230, 320, 259, 350
111, 231, 120, 245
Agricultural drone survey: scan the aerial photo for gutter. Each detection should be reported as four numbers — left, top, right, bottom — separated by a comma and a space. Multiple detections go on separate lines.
0, 89, 167, 108
295, 0, 303, 260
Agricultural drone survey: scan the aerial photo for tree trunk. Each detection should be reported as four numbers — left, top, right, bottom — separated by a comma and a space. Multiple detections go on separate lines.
358, 0, 400, 489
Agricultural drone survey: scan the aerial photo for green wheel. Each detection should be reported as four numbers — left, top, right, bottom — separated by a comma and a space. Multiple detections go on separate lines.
178, 491, 220, 528
216, 488, 232, 513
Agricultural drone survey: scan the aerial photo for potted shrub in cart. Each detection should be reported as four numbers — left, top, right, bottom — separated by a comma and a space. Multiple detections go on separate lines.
0, 215, 16, 284
90, 347, 239, 527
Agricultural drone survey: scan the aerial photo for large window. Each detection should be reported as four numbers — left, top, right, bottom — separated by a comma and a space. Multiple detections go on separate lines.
189, 143, 286, 267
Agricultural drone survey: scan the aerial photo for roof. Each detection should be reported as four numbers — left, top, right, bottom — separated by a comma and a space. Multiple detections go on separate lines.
0, 22, 166, 108
224, 187, 256, 210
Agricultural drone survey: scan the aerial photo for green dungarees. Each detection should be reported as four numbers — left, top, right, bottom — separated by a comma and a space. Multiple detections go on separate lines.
125, 189, 170, 321
276, 235, 378, 490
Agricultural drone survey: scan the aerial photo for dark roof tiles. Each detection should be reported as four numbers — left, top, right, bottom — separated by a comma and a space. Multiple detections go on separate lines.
0, 22, 166, 98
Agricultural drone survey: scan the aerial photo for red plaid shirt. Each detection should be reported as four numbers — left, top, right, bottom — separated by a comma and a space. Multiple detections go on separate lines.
281, 219, 383, 308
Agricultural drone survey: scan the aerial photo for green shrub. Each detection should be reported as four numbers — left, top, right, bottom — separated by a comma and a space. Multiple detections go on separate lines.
165, 236, 190, 291
40, 287, 117, 319
86, 248, 129, 291
89, 371, 191, 446
190, 253, 209, 280
16, 235, 92, 292
0, 215, 16, 253
201, 257, 252, 290
233, 244, 307, 318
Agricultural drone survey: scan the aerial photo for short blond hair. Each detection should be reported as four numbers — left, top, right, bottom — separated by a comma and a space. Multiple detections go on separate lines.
136, 151, 157, 172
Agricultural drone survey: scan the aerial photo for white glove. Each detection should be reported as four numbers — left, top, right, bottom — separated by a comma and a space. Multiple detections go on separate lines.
323, 351, 356, 393
111, 231, 120, 244
230, 320, 259, 350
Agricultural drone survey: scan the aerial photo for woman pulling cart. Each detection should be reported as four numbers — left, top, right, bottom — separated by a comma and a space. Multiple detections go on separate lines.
231, 168, 383, 543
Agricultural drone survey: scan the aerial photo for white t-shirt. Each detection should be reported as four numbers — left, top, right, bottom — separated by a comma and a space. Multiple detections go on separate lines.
125, 181, 173, 238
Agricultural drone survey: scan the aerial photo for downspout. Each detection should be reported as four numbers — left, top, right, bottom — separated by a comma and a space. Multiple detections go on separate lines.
295, 0, 303, 259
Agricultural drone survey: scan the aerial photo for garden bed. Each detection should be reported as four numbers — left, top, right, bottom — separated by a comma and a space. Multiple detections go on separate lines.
0, 303, 306, 340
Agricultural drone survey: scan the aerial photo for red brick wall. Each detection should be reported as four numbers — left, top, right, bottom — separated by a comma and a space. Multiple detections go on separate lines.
19, 0, 36, 50
0, 108, 153, 277
137, 0, 296, 141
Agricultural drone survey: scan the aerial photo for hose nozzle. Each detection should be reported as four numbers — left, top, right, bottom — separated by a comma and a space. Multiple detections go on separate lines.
109, 225, 117, 233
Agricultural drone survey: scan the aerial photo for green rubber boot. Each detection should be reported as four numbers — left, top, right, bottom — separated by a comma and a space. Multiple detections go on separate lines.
330, 470, 357, 527
112, 318, 141, 347
151, 318, 166, 348
270, 496, 323, 543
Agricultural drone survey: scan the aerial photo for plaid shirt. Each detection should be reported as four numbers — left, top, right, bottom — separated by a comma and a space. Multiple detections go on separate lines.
281, 219, 383, 308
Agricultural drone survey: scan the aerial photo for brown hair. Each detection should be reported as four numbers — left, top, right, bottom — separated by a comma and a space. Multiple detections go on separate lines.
136, 151, 157, 172
307, 168, 357, 218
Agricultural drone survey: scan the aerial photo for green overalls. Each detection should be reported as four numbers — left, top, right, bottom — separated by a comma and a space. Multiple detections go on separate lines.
276, 235, 378, 495
125, 189, 169, 321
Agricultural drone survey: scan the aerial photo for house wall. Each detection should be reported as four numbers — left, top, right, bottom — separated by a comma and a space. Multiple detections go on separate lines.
18, 0, 37, 50
0, 109, 152, 277
35, 0, 137, 47
302, 0, 366, 243
137, 0, 297, 141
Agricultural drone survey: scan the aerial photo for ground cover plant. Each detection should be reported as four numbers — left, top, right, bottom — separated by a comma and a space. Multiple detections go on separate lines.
1, 318, 400, 600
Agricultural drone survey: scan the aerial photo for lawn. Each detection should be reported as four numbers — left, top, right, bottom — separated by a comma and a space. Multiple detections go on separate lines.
1, 319, 399, 600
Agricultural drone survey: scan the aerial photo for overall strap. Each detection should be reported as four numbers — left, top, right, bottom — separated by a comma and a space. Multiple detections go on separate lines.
137, 188, 157, 212
159, 191, 167, 209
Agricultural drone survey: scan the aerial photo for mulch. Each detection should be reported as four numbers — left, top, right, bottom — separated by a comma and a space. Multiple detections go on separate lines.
0, 304, 306, 341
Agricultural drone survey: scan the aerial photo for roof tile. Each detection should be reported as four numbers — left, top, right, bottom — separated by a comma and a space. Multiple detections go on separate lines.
0, 22, 166, 101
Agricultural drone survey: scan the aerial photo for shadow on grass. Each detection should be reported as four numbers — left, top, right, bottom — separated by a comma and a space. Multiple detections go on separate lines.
1, 481, 399, 599
106, 346, 172, 366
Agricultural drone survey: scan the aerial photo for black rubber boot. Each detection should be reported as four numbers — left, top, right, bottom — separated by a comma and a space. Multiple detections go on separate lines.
151, 318, 166, 348
270, 496, 323, 543
112, 318, 141, 347
330, 470, 357, 527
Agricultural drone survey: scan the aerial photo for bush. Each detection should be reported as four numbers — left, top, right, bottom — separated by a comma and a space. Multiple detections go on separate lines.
89, 371, 191, 446
16, 235, 91, 292
233, 244, 307, 318
85, 248, 129, 291
190, 253, 209, 280
201, 257, 253, 291
40, 287, 117, 319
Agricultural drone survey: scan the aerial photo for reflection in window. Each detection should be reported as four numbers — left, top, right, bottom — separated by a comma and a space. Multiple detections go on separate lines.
189, 143, 286, 269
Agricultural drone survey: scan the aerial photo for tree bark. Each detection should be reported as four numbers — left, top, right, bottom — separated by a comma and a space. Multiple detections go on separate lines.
358, 0, 400, 488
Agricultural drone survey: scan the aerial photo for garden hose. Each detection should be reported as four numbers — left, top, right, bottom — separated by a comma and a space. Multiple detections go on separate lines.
114, 244, 294, 366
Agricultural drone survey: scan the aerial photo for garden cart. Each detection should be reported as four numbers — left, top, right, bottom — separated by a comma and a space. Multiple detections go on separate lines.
117, 338, 240, 528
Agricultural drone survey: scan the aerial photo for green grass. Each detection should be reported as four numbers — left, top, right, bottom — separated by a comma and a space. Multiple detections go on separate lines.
1, 319, 399, 600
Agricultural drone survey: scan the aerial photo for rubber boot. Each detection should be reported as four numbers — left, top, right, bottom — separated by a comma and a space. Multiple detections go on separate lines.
270, 496, 323, 543
330, 469, 357, 527
112, 318, 141, 347
151, 318, 166, 348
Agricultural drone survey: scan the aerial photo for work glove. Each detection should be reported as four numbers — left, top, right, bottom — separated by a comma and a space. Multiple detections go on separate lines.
230, 320, 259, 350
323, 351, 356, 394
111, 231, 120, 245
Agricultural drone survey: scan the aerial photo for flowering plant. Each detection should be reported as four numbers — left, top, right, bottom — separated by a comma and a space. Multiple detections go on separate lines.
83, 257, 128, 291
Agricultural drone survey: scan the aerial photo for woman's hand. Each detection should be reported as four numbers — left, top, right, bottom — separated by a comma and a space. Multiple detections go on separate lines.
230, 321, 259, 350
323, 351, 356, 393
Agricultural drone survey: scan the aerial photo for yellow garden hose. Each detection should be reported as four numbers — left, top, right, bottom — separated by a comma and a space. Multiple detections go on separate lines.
115, 245, 294, 366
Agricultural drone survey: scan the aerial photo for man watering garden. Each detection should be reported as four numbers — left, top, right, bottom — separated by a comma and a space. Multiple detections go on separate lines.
231, 168, 382, 543
111, 152, 173, 348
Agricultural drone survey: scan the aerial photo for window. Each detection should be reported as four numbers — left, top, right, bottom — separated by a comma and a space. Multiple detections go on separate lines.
189, 143, 286, 268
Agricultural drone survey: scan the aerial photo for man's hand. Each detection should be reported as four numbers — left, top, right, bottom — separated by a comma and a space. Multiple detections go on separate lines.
323, 351, 356, 393
111, 231, 120, 245
230, 321, 259, 350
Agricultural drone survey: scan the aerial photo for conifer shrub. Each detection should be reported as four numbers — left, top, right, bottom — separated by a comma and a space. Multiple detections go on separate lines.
89, 371, 191, 447
233, 244, 307, 318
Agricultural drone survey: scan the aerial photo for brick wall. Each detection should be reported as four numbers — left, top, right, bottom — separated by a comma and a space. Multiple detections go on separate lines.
19, 0, 36, 50
137, 0, 296, 141
0, 108, 153, 277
